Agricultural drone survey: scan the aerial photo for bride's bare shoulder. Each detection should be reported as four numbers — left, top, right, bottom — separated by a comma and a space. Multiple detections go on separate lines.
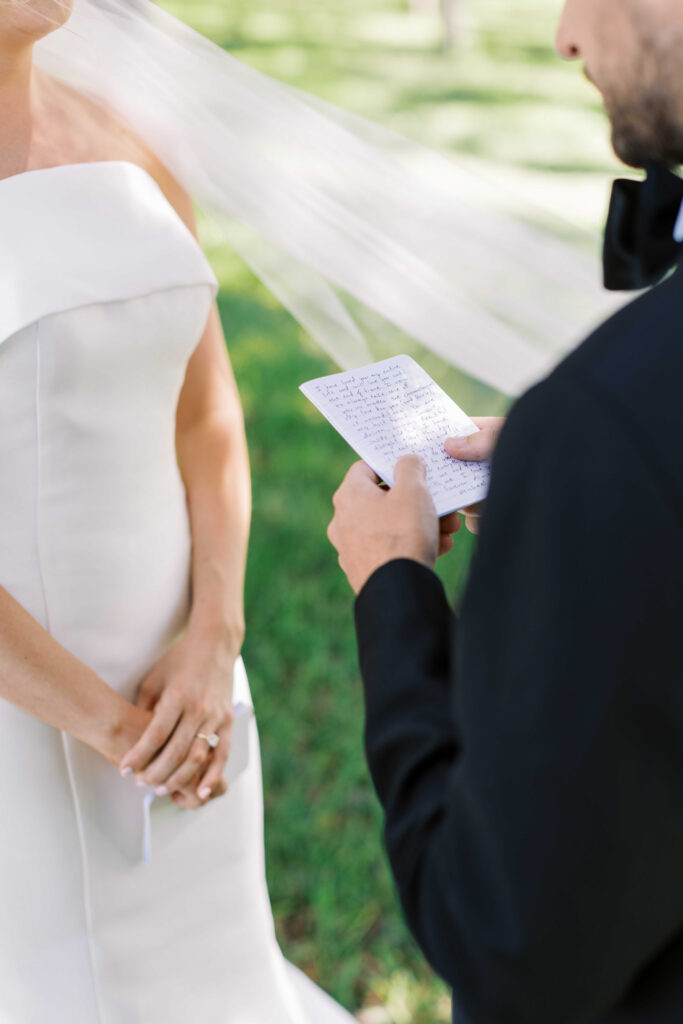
41, 73, 197, 234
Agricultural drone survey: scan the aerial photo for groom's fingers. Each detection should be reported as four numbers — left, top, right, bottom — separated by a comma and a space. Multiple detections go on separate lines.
337, 460, 382, 492
332, 462, 383, 519
445, 417, 505, 462
340, 457, 431, 498
393, 453, 427, 490
439, 511, 462, 535
438, 534, 455, 557
465, 507, 483, 534
462, 501, 483, 518
347, 461, 381, 484
470, 416, 506, 431
445, 431, 494, 462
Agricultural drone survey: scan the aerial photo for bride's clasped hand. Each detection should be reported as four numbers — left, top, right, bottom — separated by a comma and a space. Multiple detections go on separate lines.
119, 624, 239, 808
0, 1, 356, 1018
3, 0, 645, 1018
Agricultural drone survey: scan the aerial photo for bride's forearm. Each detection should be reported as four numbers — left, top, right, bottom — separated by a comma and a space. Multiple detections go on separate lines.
175, 304, 251, 659
0, 585, 148, 763
177, 410, 251, 656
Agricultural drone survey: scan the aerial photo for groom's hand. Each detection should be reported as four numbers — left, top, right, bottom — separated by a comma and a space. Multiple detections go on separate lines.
444, 416, 505, 534
328, 455, 461, 594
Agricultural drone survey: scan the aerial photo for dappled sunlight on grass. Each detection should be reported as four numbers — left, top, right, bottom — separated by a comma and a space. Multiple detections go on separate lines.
359, 969, 454, 1023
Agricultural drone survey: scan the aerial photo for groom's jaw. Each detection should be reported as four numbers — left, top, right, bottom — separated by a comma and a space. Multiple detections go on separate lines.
556, 0, 683, 170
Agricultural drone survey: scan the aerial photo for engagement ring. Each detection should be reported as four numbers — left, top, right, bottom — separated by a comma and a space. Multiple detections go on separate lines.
197, 732, 220, 750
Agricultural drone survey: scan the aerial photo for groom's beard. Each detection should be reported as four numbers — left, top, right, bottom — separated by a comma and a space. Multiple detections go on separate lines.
609, 85, 683, 169
601, 15, 683, 169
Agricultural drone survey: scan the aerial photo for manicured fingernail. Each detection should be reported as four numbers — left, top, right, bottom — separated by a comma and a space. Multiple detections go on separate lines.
198, 786, 211, 800
155, 785, 169, 797
120, 766, 133, 777
135, 778, 147, 788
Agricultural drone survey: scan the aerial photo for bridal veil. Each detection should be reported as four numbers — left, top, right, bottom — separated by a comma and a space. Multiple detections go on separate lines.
36, 0, 623, 396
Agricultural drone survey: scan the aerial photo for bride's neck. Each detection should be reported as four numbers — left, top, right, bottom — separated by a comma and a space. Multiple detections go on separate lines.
0, 48, 38, 174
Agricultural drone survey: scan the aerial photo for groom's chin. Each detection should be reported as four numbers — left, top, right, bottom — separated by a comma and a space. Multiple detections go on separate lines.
608, 103, 683, 170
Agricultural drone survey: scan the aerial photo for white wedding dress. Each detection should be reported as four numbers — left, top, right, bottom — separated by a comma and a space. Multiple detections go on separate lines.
0, 160, 354, 1024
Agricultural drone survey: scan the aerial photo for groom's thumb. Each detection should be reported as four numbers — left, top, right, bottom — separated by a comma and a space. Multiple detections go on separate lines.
445, 430, 494, 462
393, 454, 427, 490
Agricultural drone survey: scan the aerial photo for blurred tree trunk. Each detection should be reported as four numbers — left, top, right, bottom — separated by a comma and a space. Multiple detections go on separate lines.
441, 0, 457, 48
408, 0, 466, 50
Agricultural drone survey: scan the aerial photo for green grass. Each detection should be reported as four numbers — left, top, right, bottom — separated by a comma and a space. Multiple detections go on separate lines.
208, 259, 475, 1018
159, 2, 619, 1018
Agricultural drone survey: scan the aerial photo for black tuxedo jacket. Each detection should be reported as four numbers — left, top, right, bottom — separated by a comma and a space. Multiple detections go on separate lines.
354, 264, 683, 1023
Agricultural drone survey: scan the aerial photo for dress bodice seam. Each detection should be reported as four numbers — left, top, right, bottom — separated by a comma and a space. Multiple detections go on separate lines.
5, 281, 217, 348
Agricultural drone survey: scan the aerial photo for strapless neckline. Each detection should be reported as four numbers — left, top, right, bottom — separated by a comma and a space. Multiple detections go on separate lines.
0, 158, 217, 346
0, 158, 159, 190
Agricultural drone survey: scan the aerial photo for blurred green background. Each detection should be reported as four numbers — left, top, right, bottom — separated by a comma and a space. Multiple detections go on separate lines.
159, 1, 621, 1019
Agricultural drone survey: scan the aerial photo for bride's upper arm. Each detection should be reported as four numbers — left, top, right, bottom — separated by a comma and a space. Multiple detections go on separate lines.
144, 155, 198, 236
133, 153, 239, 426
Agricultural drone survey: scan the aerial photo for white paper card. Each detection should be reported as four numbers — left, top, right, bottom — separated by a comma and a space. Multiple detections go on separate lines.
300, 355, 490, 516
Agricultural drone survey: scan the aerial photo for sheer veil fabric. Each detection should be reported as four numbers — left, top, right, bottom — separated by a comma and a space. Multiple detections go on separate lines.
36, 0, 623, 395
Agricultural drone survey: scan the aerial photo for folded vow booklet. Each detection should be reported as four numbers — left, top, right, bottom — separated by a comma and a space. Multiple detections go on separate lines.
300, 355, 490, 516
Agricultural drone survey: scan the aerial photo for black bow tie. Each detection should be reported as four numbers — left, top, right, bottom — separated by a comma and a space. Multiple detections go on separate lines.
603, 163, 683, 291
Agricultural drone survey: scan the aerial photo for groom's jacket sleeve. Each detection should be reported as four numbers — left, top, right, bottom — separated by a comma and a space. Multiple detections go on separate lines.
354, 369, 683, 1024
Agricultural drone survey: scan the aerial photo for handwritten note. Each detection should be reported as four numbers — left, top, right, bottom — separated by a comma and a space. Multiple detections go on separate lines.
300, 355, 490, 516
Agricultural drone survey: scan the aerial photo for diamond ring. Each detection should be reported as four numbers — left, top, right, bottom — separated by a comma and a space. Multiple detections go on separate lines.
197, 732, 220, 750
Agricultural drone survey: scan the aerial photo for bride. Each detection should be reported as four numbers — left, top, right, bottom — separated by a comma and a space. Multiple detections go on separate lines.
0, 1, 355, 1021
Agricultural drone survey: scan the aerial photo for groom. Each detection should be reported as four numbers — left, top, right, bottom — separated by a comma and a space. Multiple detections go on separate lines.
328, 0, 683, 1021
